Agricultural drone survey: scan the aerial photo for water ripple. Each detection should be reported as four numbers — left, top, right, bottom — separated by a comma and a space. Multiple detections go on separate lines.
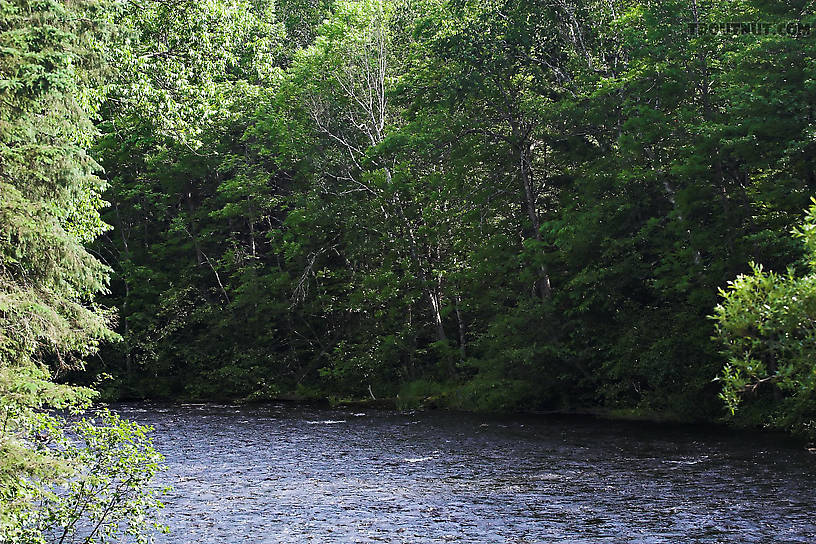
112, 403, 816, 543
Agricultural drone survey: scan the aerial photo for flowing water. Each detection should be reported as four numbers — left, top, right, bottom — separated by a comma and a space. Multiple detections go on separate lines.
113, 403, 816, 543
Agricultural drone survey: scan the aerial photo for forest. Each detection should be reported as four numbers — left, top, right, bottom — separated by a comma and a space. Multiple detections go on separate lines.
3, 0, 816, 540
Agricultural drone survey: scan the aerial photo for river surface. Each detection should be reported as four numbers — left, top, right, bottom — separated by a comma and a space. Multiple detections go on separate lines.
113, 403, 816, 543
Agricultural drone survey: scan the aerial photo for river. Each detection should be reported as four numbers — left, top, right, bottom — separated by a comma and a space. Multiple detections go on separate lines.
113, 403, 816, 543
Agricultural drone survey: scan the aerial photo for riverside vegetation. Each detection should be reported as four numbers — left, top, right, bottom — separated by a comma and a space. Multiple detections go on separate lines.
3, 0, 816, 540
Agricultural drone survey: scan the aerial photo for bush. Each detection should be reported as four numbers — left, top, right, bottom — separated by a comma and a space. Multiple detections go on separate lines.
713, 199, 816, 437
1, 370, 166, 544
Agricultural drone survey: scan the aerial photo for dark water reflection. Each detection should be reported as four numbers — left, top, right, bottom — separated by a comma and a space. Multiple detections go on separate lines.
113, 403, 816, 543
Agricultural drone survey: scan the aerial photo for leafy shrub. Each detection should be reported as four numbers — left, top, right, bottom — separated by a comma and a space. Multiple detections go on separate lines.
1, 401, 167, 544
713, 199, 816, 437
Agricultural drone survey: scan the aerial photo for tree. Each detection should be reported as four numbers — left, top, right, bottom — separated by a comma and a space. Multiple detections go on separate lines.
0, 0, 164, 539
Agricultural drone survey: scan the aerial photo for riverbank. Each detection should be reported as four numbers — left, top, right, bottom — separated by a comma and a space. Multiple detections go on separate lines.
102, 386, 812, 449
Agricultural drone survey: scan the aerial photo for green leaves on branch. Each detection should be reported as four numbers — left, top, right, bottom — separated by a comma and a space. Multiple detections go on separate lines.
714, 200, 816, 436
1, 408, 166, 544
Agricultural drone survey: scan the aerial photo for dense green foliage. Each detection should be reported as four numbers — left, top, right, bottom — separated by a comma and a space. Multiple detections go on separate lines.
0, 0, 163, 540
77, 0, 816, 436
714, 200, 816, 438
5, 0, 816, 452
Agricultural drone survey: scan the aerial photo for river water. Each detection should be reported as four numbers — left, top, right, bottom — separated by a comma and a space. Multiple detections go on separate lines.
114, 403, 816, 543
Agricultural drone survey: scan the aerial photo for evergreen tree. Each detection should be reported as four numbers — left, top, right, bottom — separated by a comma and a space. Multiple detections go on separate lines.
1, 1, 163, 540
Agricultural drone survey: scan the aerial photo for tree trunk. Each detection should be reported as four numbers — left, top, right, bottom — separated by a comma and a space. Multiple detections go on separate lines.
454, 294, 466, 360
428, 289, 446, 342
517, 141, 552, 299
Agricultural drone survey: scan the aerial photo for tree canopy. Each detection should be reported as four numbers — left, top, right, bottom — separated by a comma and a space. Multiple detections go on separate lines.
86, 0, 816, 433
